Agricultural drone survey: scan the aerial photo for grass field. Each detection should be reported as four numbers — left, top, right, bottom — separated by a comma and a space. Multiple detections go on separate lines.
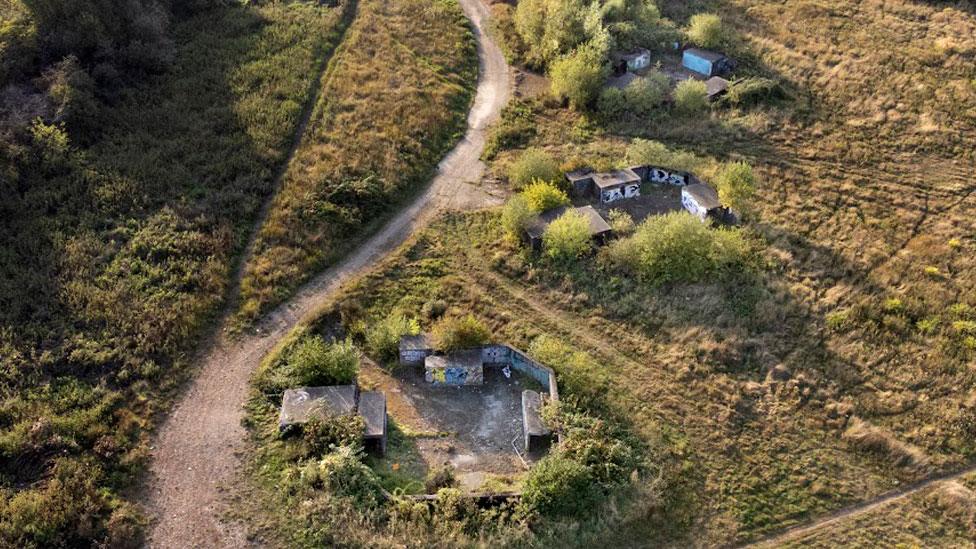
240, 0, 976, 546
235, 0, 478, 326
0, 2, 348, 545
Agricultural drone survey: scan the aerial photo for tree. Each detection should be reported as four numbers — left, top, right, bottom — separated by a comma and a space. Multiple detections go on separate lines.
501, 195, 534, 239
674, 79, 708, 113
508, 148, 560, 187
514, 0, 589, 67
521, 180, 570, 213
687, 13, 724, 49
550, 44, 607, 110
543, 209, 591, 261
715, 161, 757, 216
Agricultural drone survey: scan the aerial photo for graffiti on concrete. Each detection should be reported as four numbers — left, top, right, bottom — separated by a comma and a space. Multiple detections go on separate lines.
602, 188, 624, 203
624, 183, 640, 198
647, 167, 688, 186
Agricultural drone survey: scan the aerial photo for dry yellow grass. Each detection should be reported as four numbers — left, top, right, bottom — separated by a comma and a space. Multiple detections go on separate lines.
237, 0, 477, 325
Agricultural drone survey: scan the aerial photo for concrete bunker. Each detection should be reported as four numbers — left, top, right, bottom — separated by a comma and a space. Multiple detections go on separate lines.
523, 205, 613, 252
278, 384, 389, 456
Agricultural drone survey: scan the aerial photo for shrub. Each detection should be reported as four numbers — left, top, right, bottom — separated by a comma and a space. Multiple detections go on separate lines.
422, 299, 449, 320
316, 446, 384, 508
288, 336, 359, 387
543, 209, 592, 261
604, 212, 751, 285
728, 77, 784, 107
521, 455, 599, 517
300, 415, 366, 457
597, 86, 627, 118
674, 79, 708, 113
508, 148, 561, 188
431, 314, 490, 352
606, 209, 635, 236
687, 13, 723, 48
501, 195, 534, 239
550, 44, 607, 110
625, 138, 705, 173
424, 465, 458, 493
484, 101, 536, 159
624, 71, 670, 114
521, 180, 570, 213
365, 311, 420, 363
715, 161, 756, 215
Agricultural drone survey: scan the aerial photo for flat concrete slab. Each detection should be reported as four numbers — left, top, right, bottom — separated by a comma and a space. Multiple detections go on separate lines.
394, 365, 544, 486
279, 385, 357, 429
522, 390, 551, 453
358, 391, 387, 438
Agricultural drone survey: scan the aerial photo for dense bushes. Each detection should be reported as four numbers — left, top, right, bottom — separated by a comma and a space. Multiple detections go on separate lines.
604, 212, 752, 285
522, 180, 571, 212
674, 79, 708, 113
598, 71, 670, 117
300, 415, 366, 458
508, 148, 561, 187
550, 44, 608, 110
501, 195, 535, 239
310, 446, 384, 508
0, 4, 345, 546
257, 334, 359, 394
543, 209, 592, 261
365, 311, 420, 363
431, 314, 490, 352
521, 455, 598, 516
686, 13, 724, 49
715, 161, 757, 215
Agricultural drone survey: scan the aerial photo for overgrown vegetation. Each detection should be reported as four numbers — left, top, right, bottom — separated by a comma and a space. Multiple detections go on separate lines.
236, 0, 478, 324
0, 2, 348, 545
431, 314, 491, 352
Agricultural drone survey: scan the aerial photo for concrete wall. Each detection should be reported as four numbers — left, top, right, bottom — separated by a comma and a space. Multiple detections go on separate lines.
481, 344, 559, 401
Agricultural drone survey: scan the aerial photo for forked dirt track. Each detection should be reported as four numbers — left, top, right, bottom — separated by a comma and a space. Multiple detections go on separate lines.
142, 0, 510, 545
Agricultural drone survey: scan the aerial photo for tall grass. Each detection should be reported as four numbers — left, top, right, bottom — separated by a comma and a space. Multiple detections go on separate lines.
0, 3, 347, 545
236, 0, 478, 325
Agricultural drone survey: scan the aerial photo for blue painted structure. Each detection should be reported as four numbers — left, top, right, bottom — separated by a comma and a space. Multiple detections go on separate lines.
682, 48, 730, 77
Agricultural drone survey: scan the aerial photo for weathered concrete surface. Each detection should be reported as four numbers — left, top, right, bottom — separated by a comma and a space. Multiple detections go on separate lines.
141, 0, 510, 544
278, 386, 357, 429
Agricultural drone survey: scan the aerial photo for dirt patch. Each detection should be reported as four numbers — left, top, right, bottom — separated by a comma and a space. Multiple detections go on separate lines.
590, 184, 684, 223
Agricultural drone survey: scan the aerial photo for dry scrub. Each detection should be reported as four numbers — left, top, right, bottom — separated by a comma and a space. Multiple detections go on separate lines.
237, 0, 478, 325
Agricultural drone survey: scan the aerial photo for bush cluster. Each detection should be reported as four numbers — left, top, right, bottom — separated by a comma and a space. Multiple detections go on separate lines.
366, 311, 420, 363
522, 180, 571, 213
508, 148, 561, 188
431, 314, 490, 352
543, 209, 593, 261
300, 415, 366, 458
603, 212, 752, 285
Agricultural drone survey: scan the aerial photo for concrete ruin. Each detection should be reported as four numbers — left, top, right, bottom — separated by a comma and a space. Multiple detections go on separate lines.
682, 48, 735, 78
613, 48, 651, 74
706, 76, 731, 101
425, 349, 484, 385
399, 333, 433, 365
278, 384, 388, 456
681, 182, 728, 222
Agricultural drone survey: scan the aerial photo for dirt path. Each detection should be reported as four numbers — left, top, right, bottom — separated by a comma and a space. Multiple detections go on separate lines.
142, 0, 509, 545
737, 464, 976, 548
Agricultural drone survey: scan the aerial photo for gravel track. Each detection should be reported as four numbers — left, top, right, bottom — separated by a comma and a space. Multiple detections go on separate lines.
141, 0, 509, 544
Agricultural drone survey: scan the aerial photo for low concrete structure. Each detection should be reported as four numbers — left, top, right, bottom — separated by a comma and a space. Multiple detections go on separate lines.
524, 205, 612, 251
279, 385, 389, 456
594, 169, 642, 203
399, 334, 433, 365
565, 168, 595, 197
279, 385, 357, 429
681, 183, 724, 221
683, 48, 734, 77
613, 48, 651, 73
425, 349, 484, 385
706, 76, 730, 101
358, 391, 388, 455
521, 390, 552, 453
